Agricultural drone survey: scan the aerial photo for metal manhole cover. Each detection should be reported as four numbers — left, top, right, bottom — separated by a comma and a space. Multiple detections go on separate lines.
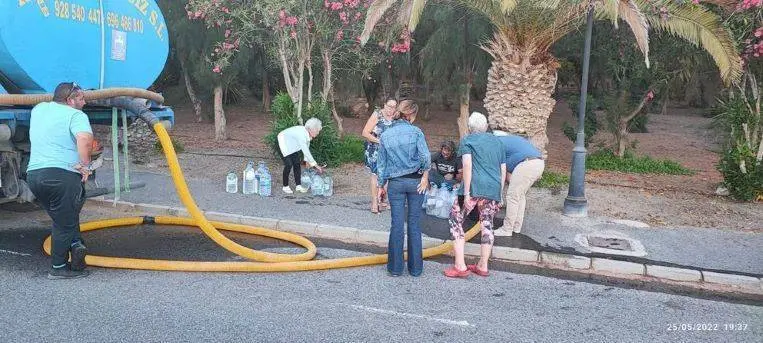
587, 237, 633, 251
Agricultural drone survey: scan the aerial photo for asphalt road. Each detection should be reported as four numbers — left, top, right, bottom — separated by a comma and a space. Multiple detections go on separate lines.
1, 209, 760, 343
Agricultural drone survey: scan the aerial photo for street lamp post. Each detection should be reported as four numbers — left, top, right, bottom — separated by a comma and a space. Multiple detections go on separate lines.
563, 7, 594, 217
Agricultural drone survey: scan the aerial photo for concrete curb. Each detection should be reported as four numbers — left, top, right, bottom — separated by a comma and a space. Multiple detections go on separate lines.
84, 198, 763, 296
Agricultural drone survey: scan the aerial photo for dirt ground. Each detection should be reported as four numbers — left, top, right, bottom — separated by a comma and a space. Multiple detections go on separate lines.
130, 96, 761, 232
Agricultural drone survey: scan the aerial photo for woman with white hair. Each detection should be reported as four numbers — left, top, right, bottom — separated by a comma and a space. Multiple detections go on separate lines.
444, 112, 506, 278
377, 100, 431, 277
277, 117, 323, 194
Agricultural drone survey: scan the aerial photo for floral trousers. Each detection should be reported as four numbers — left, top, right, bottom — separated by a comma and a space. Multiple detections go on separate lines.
449, 196, 500, 245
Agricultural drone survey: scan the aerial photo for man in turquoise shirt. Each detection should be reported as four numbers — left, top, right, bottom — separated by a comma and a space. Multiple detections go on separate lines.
26, 82, 94, 279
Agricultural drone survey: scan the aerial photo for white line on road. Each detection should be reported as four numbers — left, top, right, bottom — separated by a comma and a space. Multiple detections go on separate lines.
343, 304, 475, 328
0, 249, 31, 257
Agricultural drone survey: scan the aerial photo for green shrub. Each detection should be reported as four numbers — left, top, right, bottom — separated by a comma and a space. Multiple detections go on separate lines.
586, 149, 693, 175
533, 171, 570, 189
264, 93, 364, 167
714, 95, 763, 201
562, 94, 598, 146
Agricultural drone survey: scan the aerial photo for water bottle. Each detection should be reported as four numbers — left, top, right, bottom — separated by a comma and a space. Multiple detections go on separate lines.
311, 172, 324, 196
300, 169, 313, 190
254, 161, 264, 195
436, 183, 451, 219
226, 170, 238, 194
322, 173, 333, 197
242, 162, 255, 195
426, 183, 438, 215
259, 162, 271, 196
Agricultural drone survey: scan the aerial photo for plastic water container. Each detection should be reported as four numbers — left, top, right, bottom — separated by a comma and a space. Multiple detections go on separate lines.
242, 162, 256, 195
300, 169, 313, 190
311, 173, 324, 196
258, 162, 271, 196
425, 183, 438, 215
436, 183, 451, 219
226, 171, 238, 194
254, 161, 265, 194
322, 174, 333, 197
441, 188, 458, 219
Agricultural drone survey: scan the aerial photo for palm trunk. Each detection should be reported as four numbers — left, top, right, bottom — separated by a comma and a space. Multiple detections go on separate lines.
179, 57, 202, 122
483, 36, 557, 158
213, 84, 227, 141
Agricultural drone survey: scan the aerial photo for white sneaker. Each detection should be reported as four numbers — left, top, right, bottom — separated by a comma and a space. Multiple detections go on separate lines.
295, 185, 308, 193
493, 228, 513, 237
282, 186, 293, 194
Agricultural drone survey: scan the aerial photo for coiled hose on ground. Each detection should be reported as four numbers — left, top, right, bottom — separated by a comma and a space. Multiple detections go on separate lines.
1, 89, 480, 272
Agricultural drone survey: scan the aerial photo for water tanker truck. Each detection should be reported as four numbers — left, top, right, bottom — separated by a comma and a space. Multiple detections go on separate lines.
0, 0, 174, 204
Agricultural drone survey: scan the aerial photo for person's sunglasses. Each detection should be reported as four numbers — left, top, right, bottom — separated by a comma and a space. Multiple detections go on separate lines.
66, 82, 82, 99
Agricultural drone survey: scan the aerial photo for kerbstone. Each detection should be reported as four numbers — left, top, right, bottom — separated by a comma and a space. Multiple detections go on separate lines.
239, 216, 279, 229
646, 265, 701, 282
702, 271, 761, 289
493, 247, 539, 262
277, 220, 317, 236
541, 252, 591, 270
591, 258, 645, 275
355, 229, 389, 247
315, 224, 359, 243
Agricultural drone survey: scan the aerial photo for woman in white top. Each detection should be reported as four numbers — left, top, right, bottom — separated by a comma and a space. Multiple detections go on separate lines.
277, 118, 323, 194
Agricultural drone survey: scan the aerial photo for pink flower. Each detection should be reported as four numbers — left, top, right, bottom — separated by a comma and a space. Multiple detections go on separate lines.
225, 29, 231, 38
755, 27, 763, 38
213, 66, 221, 73
646, 91, 654, 100
290, 30, 297, 39
335, 30, 344, 41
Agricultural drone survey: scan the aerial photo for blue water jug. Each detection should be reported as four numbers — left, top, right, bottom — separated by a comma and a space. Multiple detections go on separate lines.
257, 161, 271, 196
242, 162, 256, 195
301, 169, 313, 190
322, 174, 333, 197
311, 173, 324, 196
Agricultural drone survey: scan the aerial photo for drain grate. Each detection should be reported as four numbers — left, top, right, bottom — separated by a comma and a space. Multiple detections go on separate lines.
587, 237, 633, 251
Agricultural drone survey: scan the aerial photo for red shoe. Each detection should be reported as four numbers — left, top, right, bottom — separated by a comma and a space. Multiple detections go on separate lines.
467, 264, 489, 277
443, 266, 470, 278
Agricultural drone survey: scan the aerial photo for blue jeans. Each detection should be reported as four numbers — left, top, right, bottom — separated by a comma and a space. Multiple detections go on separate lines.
387, 177, 425, 276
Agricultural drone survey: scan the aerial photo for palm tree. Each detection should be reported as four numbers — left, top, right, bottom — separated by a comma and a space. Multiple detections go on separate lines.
360, 0, 742, 155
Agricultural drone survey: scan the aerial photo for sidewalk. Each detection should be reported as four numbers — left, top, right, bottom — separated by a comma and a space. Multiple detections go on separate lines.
90, 168, 763, 294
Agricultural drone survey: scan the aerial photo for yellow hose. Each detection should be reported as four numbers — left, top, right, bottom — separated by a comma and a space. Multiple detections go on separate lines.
41, 122, 478, 272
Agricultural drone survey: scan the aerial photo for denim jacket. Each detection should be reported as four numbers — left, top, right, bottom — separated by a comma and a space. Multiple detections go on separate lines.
376, 120, 431, 187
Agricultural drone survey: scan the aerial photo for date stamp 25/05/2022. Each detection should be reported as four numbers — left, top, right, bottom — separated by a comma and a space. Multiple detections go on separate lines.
667, 323, 749, 332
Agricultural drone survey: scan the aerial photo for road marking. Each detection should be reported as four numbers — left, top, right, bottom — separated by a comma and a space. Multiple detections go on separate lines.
0, 249, 31, 257
343, 304, 475, 327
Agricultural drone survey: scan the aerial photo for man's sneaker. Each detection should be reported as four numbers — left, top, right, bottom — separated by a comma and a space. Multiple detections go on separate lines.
295, 185, 308, 193
48, 266, 90, 280
70, 241, 88, 271
282, 186, 294, 194
493, 228, 513, 237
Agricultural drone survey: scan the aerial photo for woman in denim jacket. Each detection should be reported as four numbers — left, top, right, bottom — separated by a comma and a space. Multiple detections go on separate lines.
376, 100, 431, 276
